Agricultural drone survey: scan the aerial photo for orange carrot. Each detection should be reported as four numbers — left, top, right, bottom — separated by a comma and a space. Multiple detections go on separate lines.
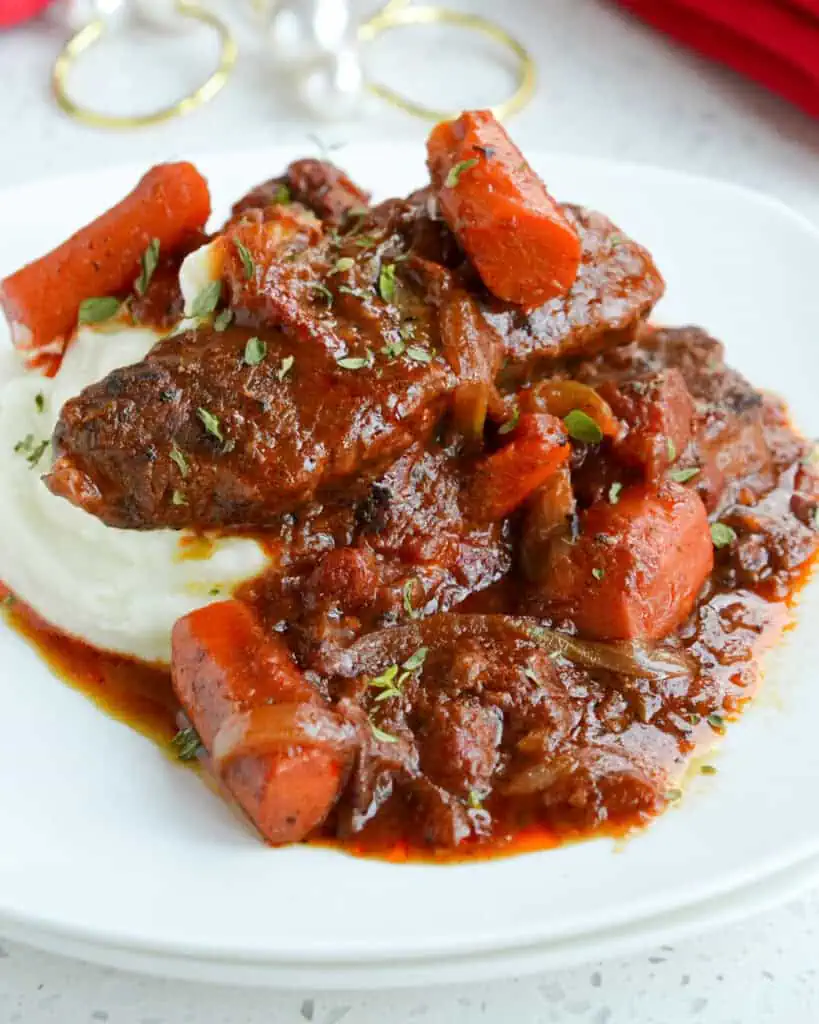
172, 600, 348, 845
467, 413, 570, 521
427, 110, 582, 309
0, 162, 211, 374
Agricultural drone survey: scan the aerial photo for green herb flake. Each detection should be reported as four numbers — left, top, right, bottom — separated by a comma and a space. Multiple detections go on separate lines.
354, 235, 376, 248
308, 281, 334, 306
337, 351, 374, 371
171, 489, 188, 506
213, 308, 234, 332
78, 296, 121, 325
710, 522, 737, 549
670, 467, 700, 484
378, 262, 397, 303
608, 481, 623, 505
243, 336, 267, 366
707, 713, 725, 730
564, 409, 603, 445
277, 355, 295, 381
14, 434, 49, 468
331, 256, 355, 274
189, 280, 222, 319
700, 764, 718, 775
381, 338, 406, 359
403, 579, 420, 619
169, 444, 189, 477
609, 233, 627, 248
34, 392, 45, 414
234, 239, 255, 281
135, 238, 160, 296
592, 567, 605, 581
498, 406, 520, 435
405, 346, 432, 365
688, 713, 702, 725
209, 586, 222, 597
401, 647, 428, 672
666, 437, 677, 462
2, 593, 16, 609
445, 158, 479, 188
665, 788, 683, 803
370, 720, 399, 744
273, 183, 291, 205
171, 726, 203, 762
468, 790, 483, 809
197, 407, 224, 443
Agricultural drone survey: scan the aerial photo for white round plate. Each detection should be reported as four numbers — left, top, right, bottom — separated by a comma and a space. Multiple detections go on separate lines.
1, 146, 818, 987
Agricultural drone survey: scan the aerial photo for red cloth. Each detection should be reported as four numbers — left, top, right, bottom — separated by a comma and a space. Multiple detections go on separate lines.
0, 0, 52, 27
613, 0, 819, 119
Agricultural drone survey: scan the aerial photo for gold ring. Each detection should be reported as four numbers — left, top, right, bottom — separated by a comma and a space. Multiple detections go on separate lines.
359, 5, 535, 122
52, 2, 238, 131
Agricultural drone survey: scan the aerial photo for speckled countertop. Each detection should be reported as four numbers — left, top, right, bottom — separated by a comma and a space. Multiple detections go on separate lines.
2, 0, 819, 1019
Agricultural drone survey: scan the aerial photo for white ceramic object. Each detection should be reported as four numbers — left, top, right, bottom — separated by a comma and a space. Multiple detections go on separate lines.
0, 146, 818, 988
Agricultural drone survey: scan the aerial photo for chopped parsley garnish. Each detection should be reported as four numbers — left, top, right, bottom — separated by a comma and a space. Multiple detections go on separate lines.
700, 764, 718, 775
665, 788, 683, 803
608, 481, 623, 504
171, 726, 203, 761
366, 647, 428, 705
370, 721, 399, 744
337, 351, 374, 371
189, 280, 222, 319
592, 567, 605, 581
197, 407, 224, 442
14, 434, 49, 468
209, 586, 222, 596
468, 789, 483, 809
402, 647, 428, 672
445, 158, 479, 188
169, 443, 189, 477
406, 346, 432, 365
78, 296, 121, 325
381, 338, 406, 359
34, 392, 45, 414
234, 239, 255, 281
498, 406, 520, 435
666, 438, 677, 462
135, 238, 160, 296
403, 579, 420, 619
707, 713, 725, 730
213, 308, 234, 332
670, 467, 700, 483
277, 355, 295, 381
171, 489, 188, 506
564, 409, 603, 445
354, 235, 376, 248
243, 336, 267, 366
378, 262, 397, 303
272, 183, 291, 205
331, 257, 355, 274
308, 281, 333, 306
710, 522, 736, 548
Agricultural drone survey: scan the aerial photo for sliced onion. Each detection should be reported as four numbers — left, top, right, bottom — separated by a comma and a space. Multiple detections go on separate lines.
211, 702, 359, 773
524, 380, 619, 437
526, 625, 693, 680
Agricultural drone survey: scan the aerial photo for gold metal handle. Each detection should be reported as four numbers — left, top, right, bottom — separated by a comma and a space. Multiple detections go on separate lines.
359, 4, 535, 122
52, 1, 237, 130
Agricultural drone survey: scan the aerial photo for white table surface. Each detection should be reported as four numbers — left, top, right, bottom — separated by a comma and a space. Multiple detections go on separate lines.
2, 0, 819, 1020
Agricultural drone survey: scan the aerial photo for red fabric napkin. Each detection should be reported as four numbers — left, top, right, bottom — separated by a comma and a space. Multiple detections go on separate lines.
612, 0, 819, 119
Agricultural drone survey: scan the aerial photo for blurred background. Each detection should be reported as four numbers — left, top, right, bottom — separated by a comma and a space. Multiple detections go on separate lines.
1, 1, 819, 1021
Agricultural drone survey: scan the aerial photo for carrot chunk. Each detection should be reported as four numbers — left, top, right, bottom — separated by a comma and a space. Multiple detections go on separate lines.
533, 483, 714, 640
427, 110, 582, 308
0, 162, 211, 373
466, 413, 570, 522
171, 600, 347, 844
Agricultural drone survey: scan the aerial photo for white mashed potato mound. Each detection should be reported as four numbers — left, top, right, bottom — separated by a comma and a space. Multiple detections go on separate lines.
0, 323, 270, 664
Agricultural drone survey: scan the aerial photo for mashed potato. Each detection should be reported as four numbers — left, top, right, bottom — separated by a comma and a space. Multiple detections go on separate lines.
0, 321, 270, 664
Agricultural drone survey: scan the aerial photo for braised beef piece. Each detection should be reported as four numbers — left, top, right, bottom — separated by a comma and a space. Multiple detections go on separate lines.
47, 324, 453, 530
231, 159, 370, 227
